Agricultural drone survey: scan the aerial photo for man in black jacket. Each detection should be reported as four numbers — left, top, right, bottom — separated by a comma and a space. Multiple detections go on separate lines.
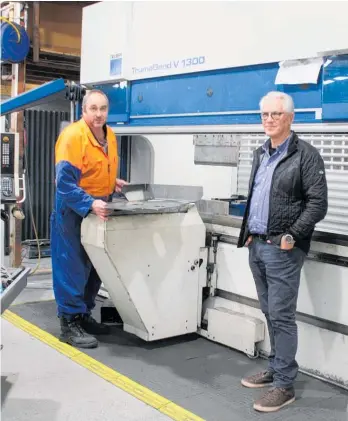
238, 91, 328, 412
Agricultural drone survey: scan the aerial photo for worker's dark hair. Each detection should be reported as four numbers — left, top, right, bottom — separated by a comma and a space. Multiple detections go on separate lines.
82, 89, 109, 111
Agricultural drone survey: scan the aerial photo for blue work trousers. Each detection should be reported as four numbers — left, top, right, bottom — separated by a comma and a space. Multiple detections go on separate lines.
248, 238, 305, 388
50, 208, 101, 320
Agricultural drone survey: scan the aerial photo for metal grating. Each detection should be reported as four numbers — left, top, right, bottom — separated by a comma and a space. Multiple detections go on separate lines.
237, 132, 348, 237
22, 110, 70, 241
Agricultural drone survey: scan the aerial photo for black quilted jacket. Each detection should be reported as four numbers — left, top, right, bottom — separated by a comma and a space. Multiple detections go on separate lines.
237, 132, 328, 254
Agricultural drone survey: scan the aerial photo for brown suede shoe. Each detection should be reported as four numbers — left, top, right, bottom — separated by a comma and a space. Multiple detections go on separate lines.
241, 370, 274, 388
253, 387, 295, 412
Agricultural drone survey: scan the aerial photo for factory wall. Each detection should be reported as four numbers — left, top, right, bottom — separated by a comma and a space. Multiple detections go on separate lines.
27, 2, 87, 56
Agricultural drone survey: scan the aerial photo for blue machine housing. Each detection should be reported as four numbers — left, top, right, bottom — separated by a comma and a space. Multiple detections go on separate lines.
1, 55, 347, 128
93, 55, 348, 127
1, 21, 30, 64
322, 56, 348, 121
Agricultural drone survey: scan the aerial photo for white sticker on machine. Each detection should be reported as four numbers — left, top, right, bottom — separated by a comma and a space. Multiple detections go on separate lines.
110, 53, 123, 76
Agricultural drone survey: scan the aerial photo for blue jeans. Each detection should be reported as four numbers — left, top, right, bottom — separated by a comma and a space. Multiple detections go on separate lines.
248, 238, 305, 388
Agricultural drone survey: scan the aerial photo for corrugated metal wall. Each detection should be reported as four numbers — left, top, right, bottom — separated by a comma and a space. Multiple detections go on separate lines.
237, 131, 348, 237
23, 110, 70, 241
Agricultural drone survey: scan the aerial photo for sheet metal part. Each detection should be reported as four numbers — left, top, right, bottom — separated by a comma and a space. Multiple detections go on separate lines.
121, 183, 155, 201
106, 198, 194, 215
106, 183, 204, 215
121, 183, 204, 202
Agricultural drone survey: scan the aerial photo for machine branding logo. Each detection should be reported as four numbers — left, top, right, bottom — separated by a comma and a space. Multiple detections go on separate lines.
110, 53, 123, 77
132, 56, 206, 75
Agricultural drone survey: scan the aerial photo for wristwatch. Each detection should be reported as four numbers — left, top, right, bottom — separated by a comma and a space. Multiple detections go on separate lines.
283, 233, 295, 245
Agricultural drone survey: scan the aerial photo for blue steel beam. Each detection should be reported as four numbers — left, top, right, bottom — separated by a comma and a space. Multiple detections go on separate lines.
0, 78, 67, 117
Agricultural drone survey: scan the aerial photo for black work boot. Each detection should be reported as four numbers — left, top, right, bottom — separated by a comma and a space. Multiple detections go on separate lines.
59, 316, 98, 349
80, 314, 111, 335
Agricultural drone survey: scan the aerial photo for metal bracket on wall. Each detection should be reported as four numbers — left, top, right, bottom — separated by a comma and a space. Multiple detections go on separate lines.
193, 134, 241, 166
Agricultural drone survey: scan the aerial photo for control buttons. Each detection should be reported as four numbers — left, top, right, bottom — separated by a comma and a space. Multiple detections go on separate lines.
1, 177, 13, 197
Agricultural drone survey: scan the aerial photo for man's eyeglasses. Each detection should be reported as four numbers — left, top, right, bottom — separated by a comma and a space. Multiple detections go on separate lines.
261, 112, 284, 121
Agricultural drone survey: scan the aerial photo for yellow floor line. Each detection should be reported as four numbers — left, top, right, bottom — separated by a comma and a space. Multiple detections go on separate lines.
2, 310, 205, 421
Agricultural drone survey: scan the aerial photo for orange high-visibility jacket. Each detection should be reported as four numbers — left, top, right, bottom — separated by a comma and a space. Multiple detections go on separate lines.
54, 118, 119, 217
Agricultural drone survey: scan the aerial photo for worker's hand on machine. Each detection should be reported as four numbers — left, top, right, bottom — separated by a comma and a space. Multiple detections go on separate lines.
115, 178, 128, 193
92, 200, 110, 221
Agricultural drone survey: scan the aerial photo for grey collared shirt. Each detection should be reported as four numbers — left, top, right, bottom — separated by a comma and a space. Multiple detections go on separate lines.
248, 134, 291, 235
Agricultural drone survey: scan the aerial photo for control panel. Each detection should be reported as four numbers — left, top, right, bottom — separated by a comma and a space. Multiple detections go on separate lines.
1, 132, 18, 203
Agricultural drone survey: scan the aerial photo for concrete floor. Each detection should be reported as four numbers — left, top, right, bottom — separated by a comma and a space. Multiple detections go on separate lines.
2, 259, 173, 421
1, 319, 172, 421
11, 298, 348, 421
2, 259, 348, 421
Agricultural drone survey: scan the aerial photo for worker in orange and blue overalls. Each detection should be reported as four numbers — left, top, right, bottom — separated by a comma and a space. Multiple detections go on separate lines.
50, 89, 127, 349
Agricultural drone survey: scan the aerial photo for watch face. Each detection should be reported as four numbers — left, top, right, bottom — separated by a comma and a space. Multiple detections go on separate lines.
285, 234, 294, 244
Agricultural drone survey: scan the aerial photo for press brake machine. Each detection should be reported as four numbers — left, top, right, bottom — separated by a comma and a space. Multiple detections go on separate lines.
1, 0, 348, 388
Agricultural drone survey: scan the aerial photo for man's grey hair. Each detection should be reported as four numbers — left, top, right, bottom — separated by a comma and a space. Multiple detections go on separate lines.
259, 91, 294, 113
82, 89, 109, 111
